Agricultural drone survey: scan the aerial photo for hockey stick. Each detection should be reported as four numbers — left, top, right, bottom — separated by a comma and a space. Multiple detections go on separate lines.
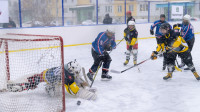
81, 67, 89, 87
90, 38, 125, 88
111, 58, 151, 74
175, 59, 182, 72
90, 61, 102, 88
175, 59, 181, 68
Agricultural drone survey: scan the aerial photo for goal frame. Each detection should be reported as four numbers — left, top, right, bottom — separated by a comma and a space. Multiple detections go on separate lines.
0, 33, 65, 112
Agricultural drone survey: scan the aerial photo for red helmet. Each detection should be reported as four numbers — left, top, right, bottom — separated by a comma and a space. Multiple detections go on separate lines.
126, 11, 132, 15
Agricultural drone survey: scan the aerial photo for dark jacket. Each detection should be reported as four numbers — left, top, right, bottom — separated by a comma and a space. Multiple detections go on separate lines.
127, 16, 135, 24
3, 20, 16, 28
103, 14, 112, 24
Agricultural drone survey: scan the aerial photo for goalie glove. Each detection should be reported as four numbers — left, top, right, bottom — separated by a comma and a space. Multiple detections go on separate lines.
151, 51, 158, 60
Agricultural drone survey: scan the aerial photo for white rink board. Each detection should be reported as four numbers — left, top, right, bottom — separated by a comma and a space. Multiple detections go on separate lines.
0, 21, 200, 46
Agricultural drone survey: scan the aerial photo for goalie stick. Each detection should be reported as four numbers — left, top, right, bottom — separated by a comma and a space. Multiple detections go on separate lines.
81, 67, 90, 88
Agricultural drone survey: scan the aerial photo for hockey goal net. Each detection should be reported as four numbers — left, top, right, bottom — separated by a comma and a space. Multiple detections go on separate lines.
0, 33, 65, 112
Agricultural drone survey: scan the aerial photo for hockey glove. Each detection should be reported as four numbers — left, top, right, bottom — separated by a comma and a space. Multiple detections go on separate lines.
151, 51, 158, 60
124, 37, 128, 41
103, 51, 109, 57
150, 30, 154, 35
104, 44, 112, 51
173, 24, 177, 29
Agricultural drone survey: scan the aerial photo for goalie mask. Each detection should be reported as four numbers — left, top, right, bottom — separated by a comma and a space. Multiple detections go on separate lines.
64, 60, 81, 75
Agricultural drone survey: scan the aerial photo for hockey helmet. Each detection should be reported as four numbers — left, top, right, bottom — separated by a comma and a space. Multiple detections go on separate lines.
183, 14, 190, 25
64, 60, 81, 74
128, 21, 135, 26
126, 11, 132, 15
160, 14, 166, 18
160, 23, 171, 35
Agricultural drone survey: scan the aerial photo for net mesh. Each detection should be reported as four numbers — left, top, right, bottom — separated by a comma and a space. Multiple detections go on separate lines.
0, 34, 65, 112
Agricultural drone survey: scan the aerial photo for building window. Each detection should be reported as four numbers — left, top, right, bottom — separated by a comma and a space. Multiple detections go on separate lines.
72, 0, 74, 3
118, 5, 122, 13
140, 4, 148, 11
146, 4, 148, 11
65, 0, 67, 3
105, 6, 112, 13
129, 5, 134, 11
90, 0, 92, 3
64, 8, 68, 13
199, 3, 200, 11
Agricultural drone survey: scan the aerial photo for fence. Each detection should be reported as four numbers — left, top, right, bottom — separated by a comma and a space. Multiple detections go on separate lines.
0, 0, 200, 28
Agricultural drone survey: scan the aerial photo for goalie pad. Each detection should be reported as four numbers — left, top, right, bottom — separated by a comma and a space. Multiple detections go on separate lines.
5, 83, 29, 92
45, 84, 61, 97
76, 88, 97, 101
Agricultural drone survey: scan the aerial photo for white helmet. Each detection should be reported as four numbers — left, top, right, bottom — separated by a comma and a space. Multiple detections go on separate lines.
107, 26, 115, 34
128, 21, 135, 26
183, 14, 191, 21
64, 60, 81, 74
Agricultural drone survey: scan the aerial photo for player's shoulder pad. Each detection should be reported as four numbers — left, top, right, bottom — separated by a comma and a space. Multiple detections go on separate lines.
155, 20, 160, 23
124, 27, 129, 32
99, 32, 105, 35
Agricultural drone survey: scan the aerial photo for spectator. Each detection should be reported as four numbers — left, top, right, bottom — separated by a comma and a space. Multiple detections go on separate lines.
126, 11, 135, 24
3, 17, 16, 28
103, 14, 112, 24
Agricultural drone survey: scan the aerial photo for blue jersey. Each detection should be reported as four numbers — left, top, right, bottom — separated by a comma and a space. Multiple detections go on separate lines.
92, 32, 116, 55
180, 24, 194, 41
150, 20, 168, 38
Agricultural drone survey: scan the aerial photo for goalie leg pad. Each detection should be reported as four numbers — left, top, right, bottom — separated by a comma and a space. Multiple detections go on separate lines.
76, 88, 97, 101
7, 83, 29, 92
45, 84, 61, 97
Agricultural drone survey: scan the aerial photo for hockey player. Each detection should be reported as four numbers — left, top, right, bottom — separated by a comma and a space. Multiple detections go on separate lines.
151, 23, 200, 80
126, 11, 135, 24
150, 14, 170, 70
124, 21, 138, 65
3, 60, 97, 100
87, 28, 116, 81
173, 14, 195, 68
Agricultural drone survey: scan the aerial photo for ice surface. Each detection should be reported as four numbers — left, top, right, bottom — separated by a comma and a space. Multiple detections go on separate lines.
0, 35, 199, 112
64, 35, 200, 112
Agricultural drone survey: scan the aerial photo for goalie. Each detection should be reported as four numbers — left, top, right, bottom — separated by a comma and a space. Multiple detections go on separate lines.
3, 60, 97, 101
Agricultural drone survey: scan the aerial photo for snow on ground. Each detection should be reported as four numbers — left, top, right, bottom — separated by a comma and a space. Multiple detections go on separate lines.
65, 34, 200, 112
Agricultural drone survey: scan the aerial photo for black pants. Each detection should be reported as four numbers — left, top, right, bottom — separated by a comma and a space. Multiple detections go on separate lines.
186, 37, 195, 52
89, 49, 112, 74
180, 37, 195, 65
178, 50, 196, 72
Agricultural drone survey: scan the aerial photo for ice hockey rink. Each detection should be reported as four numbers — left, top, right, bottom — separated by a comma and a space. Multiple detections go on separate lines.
0, 30, 199, 112
0, 26, 200, 112
64, 33, 200, 112
1, 0, 200, 111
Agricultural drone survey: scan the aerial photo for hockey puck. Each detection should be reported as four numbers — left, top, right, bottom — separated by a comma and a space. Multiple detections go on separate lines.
77, 100, 81, 106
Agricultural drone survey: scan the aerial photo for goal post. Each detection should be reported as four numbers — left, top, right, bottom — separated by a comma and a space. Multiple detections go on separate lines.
0, 33, 65, 112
